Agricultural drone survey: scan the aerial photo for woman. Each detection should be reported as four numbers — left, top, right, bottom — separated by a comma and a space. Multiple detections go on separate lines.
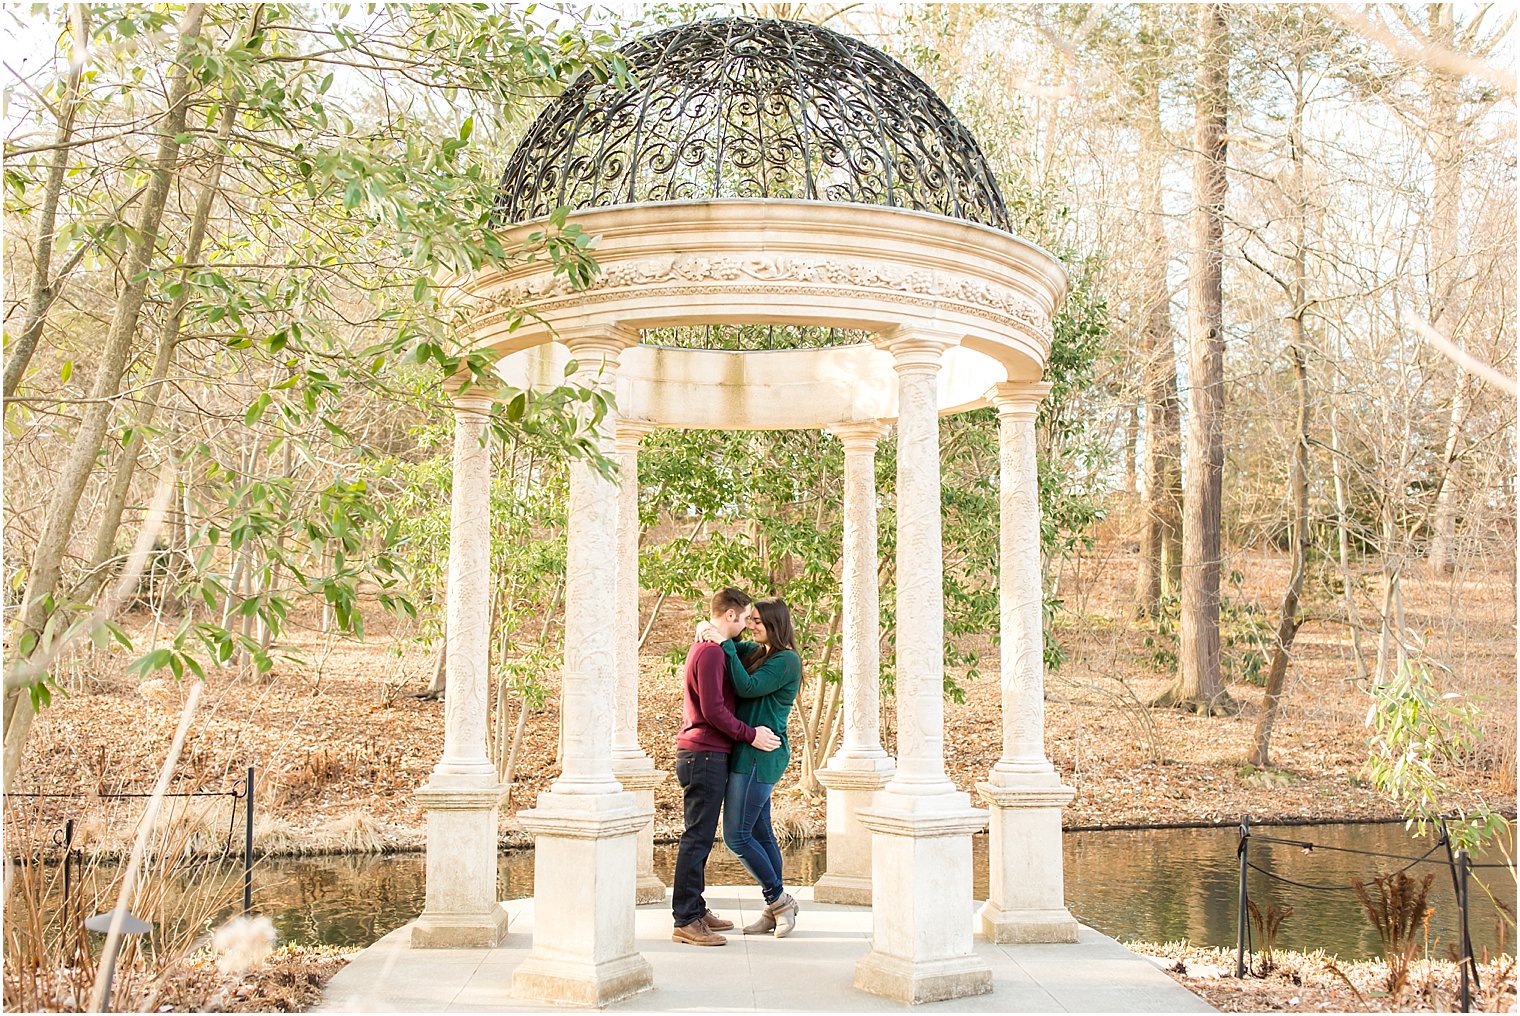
697, 596, 802, 937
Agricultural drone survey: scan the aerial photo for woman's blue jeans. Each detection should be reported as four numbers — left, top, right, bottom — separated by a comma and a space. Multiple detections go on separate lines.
723, 766, 784, 904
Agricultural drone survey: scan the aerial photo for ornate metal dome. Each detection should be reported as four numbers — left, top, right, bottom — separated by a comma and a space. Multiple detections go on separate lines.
497, 17, 1012, 231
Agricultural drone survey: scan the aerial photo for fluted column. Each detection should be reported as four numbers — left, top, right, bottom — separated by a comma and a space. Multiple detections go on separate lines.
855, 331, 990, 1005
412, 390, 509, 948
815, 421, 894, 905
977, 381, 1078, 944
512, 329, 653, 1006
611, 419, 666, 905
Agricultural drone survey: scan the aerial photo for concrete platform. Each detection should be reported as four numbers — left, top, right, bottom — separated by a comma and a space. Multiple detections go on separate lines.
315, 886, 1213, 1012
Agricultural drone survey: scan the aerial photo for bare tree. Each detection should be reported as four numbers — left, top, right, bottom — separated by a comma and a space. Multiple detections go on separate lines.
1157, 2, 1235, 715
1133, 3, 1183, 615
1243, 10, 1320, 766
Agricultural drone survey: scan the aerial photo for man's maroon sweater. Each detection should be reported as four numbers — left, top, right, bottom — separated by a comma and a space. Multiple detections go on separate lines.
676, 640, 756, 752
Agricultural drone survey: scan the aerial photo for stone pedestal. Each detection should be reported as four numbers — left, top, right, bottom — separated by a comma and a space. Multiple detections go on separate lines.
614, 767, 668, 904
411, 785, 510, 947
853, 798, 992, 1004
511, 792, 654, 1006
813, 763, 892, 905
977, 781, 1078, 943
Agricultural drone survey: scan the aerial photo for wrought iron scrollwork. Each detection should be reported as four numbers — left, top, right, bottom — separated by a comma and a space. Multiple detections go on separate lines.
497, 17, 1012, 232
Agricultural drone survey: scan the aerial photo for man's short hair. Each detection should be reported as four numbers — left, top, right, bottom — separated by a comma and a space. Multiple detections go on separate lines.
711, 586, 752, 617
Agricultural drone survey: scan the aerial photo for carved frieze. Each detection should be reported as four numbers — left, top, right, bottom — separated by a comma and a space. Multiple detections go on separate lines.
470, 254, 1048, 336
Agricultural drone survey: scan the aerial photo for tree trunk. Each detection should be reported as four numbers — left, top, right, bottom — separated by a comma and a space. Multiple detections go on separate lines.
422, 645, 447, 697
1251, 337, 1309, 766
4, 4, 208, 795
1425, 3, 1464, 575
1122, 402, 1139, 494
1157, 2, 1234, 716
2, 6, 88, 401
1250, 47, 1314, 768
78, 89, 244, 601
1329, 407, 1370, 683
1134, 4, 1184, 615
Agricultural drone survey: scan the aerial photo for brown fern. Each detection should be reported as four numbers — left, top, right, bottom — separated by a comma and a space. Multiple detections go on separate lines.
1353, 869, 1436, 1002
1246, 898, 1294, 975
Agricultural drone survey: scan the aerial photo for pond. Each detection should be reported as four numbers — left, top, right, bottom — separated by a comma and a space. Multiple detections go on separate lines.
33, 822, 1517, 962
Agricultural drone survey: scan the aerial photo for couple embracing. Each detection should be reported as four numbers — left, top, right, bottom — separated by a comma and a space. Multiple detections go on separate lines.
671, 587, 802, 947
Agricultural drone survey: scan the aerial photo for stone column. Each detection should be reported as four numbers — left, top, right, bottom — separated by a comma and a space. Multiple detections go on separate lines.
855, 331, 991, 1005
978, 382, 1079, 944
512, 330, 654, 1007
815, 421, 894, 906
412, 391, 510, 948
611, 419, 666, 905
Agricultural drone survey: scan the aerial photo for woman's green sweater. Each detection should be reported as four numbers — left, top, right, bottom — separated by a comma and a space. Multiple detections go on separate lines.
721, 639, 801, 785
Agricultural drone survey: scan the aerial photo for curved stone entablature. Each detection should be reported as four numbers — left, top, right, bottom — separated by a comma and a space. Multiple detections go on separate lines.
496, 340, 1004, 432
454, 200, 1067, 430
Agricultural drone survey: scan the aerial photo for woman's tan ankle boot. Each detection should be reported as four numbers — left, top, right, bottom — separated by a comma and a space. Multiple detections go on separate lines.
742, 903, 777, 935
770, 892, 799, 938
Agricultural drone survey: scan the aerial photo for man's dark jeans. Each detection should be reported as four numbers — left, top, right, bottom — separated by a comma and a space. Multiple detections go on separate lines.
672, 748, 730, 927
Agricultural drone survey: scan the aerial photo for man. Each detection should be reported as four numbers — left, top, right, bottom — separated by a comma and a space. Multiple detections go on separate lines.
671, 586, 781, 946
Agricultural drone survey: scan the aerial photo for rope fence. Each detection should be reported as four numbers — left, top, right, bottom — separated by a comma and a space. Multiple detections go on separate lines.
1233, 816, 1513, 1012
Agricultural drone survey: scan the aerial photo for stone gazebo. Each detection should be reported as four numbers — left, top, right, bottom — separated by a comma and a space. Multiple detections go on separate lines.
417, 17, 1076, 1008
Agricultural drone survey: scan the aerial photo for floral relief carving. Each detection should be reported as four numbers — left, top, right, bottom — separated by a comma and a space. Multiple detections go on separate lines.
475, 254, 1045, 331
893, 366, 948, 780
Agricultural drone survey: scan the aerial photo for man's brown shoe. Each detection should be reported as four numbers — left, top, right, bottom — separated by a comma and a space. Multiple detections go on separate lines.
672, 919, 726, 946
702, 910, 734, 931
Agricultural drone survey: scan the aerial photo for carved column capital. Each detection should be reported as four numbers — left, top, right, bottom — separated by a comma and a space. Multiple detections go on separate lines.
449, 388, 494, 417
988, 381, 1052, 419
615, 419, 656, 451
559, 324, 640, 362
831, 420, 889, 452
877, 327, 957, 374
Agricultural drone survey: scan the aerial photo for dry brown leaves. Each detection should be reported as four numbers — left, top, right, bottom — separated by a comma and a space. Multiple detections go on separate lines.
11, 549, 1514, 854
1130, 940, 1518, 1013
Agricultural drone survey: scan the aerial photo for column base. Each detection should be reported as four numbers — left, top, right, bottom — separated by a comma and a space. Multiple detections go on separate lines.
815, 759, 894, 905
853, 951, 993, 1005
813, 872, 873, 906
511, 791, 654, 1007
854, 792, 991, 1005
412, 783, 509, 949
614, 766, 669, 905
511, 952, 654, 1008
977, 780, 1077, 945
411, 905, 510, 949
978, 903, 1079, 944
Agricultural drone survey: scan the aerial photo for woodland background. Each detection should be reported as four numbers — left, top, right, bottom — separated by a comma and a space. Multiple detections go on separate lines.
2, 3, 1514, 863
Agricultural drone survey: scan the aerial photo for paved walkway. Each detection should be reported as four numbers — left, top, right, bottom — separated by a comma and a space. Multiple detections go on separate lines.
315, 887, 1213, 1012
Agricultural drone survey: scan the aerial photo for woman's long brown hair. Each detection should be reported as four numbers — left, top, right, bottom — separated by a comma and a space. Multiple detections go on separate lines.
743, 597, 796, 674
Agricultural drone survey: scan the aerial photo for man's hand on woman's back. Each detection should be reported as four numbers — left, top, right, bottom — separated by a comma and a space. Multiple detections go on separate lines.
751, 725, 781, 751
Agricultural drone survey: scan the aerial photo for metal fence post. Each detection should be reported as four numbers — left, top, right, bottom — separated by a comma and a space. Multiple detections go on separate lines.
1458, 847, 1478, 1011
62, 818, 75, 922
1236, 818, 1249, 978
243, 765, 254, 913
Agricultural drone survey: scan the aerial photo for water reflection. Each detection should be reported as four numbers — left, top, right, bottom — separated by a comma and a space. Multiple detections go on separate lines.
28, 822, 1515, 962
